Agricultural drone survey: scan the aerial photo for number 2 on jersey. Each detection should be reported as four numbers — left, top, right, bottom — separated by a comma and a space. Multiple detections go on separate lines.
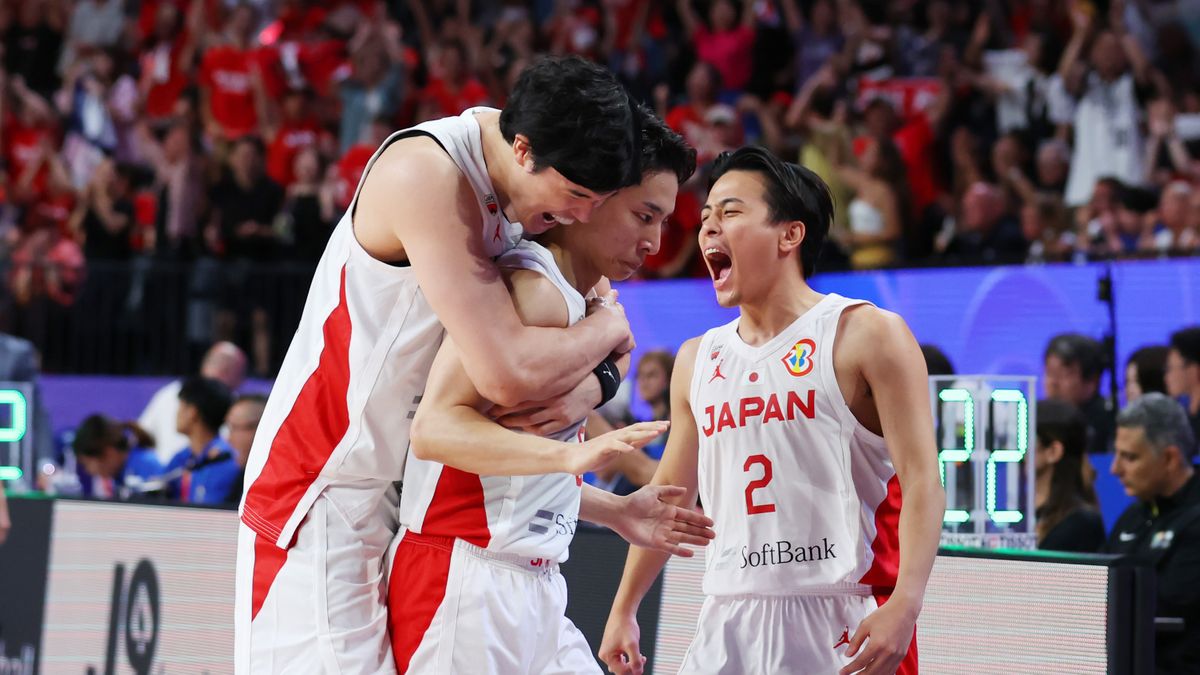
743, 454, 776, 515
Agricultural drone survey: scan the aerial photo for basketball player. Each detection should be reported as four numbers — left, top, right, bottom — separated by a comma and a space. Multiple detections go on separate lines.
236, 57, 647, 672
599, 147, 945, 675
389, 110, 710, 674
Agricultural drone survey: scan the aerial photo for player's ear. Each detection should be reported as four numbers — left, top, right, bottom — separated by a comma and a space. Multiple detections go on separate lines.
779, 219, 805, 256
512, 134, 536, 173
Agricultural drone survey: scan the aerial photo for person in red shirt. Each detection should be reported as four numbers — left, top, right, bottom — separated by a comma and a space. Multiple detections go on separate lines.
333, 115, 391, 213
663, 62, 742, 166
138, 0, 200, 126
264, 87, 328, 187
639, 186, 703, 279
417, 38, 489, 121
676, 0, 756, 93
198, 4, 268, 142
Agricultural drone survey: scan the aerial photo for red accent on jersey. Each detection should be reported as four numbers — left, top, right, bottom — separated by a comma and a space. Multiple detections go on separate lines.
241, 266, 352, 544
421, 466, 492, 548
708, 359, 727, 383
701, 390, 815, 437
389, 533, 453, 672
860, 474, 903, 587
250, 532, 289, 620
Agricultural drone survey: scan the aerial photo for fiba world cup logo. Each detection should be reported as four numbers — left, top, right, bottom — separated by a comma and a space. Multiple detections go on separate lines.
781, 339, 816, 377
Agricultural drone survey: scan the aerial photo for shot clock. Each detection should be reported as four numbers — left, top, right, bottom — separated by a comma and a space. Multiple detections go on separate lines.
930, 375, 1038, 550
0, 381, 35, 488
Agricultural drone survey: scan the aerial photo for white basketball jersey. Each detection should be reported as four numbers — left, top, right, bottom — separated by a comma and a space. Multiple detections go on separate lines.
399, 240, 588, 563
241, 108, 522, 549
690, 294, 902, 597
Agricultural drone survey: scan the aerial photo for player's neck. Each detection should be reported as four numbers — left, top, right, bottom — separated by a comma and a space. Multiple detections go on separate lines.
737, 271, 823, 347
478, 112, 516, 217
543, 240, 600, 296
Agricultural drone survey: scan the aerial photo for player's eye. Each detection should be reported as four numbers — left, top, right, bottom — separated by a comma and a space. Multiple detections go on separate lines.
637, 212, 653, 224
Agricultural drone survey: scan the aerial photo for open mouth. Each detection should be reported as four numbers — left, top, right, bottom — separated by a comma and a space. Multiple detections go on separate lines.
704, 247, 732, 286
542, 212, 573, 227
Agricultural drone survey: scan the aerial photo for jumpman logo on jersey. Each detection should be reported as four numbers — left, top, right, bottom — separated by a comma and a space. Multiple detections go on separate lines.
708, 359, 727, 383
833, 626, 851, 650
493, 221, 503, 242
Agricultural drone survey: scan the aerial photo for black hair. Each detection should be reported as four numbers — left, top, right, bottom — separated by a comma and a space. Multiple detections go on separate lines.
74, 415, 156, 458
500, 56, 638, 193
178, 376, 234, 433
231, 134, 266, 155
235, 393, 269, 407
1127, 345, 1169, 397
920, 344, 955, 376
635, 103, 697, 185
1035, 399, 1098, 543
709, 146, 835, 278
1044, 333, 1106, 382
1169, 326, 1200, 365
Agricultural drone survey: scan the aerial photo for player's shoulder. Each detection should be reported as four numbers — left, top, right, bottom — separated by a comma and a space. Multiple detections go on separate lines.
673, 336, 704, 377
836, 302, 920, 365
503, 267, 570, 329
366, 134, 465, 196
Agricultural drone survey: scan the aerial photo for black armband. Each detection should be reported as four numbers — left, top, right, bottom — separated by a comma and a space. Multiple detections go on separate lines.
593, 356, 622, 409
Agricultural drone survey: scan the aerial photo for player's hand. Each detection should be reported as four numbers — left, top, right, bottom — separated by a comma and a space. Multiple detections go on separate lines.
489, 374, 604, 435
0, 508, 10, 546
562, 422, 668, 476
838, 596, 920, 675
587, 291, 635, 354
600, 611, 646, 675
610, 485, 714, 557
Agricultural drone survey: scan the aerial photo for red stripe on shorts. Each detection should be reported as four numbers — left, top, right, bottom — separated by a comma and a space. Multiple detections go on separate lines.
420, 466, 492, 548
859, 473, 903, 587
872, 590, 919, 675
389, 533, 454, 672
251, 532, 289, 620
241, 265, 353, 544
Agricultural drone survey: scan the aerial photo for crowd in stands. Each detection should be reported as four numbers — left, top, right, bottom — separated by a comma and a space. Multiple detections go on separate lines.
2, 0, 1200, 376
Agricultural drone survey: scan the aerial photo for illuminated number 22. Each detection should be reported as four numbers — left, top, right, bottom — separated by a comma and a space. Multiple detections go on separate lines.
937, 387, 1028, 526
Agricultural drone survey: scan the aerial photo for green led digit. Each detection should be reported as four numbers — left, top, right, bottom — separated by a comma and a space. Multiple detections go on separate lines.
0, 390, 27, 443
938, 388, 973, 524
987, 389, 1028, 525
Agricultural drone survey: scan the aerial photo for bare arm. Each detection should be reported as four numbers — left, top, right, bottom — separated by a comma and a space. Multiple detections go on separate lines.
780, 0, 803, 34
839, 307, 944, 675
411, 269, 641, 474
1058, 7, 1091, 93
354, 138, 629, 407
675, 0, 701, 37
600, 338, 702, 675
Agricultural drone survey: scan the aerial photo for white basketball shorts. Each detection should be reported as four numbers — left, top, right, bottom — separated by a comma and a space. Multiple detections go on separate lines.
680, 591, 918, 674
234, 481, 399, 674
387, 530, 600, 674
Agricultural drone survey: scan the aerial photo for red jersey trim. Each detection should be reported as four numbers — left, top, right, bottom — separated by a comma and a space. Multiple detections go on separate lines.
241, 265, 353, 546
859, 473, 903, 587
420, 466, 491, 548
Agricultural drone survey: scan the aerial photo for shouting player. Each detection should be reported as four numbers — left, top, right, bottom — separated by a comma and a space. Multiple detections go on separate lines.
600, 147, 944, 675
237, 57, 647, 672
389, 110, 710, 674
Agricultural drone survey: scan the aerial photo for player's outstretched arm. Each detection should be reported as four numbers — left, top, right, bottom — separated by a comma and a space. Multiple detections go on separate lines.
410, 268, 664, 476
355, 139, 629, 408
600, 337, 703, 675
838, 307, 944, 675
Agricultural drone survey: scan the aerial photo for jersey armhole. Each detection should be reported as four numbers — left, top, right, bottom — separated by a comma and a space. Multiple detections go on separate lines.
349, 130, 451, 268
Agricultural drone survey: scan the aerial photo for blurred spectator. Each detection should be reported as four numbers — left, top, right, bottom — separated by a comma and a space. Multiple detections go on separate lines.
263, 86, 327, 188
198, 4, 268, 142
780, 0, 842, 90
417, 38, 489, 121
279, 146, 338, 263
1021, 193, 1073, 263
69, 159, 135, 261
165, 375, 238, 504
664, 61, 739, 166
56, 0, 125, 76
941, 182, 1025, 264
72, 414, 163, 499
1105, 393, 1199, 673
587, 350, 674, 495
1144, 181, 1199, 253
139, 340, 247, 462
676, 0, 755, 95
134, 118, 208, 259
4, 0, 65, 98
223, 392, 266, 503
1145, 97, 1200, 187
1166, 326, 1200, 442
0, 332, 52, 462
137, 0, 201, 128
1044, 332, 1114, 454
831, 133, 907, 269
1034, 399, 1104, 553
208, 135, 282, 375
920, 343, 955, 377
1127, 345, 1169, 403
1061, 2, 1158, 207
337, 19, 405, 152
